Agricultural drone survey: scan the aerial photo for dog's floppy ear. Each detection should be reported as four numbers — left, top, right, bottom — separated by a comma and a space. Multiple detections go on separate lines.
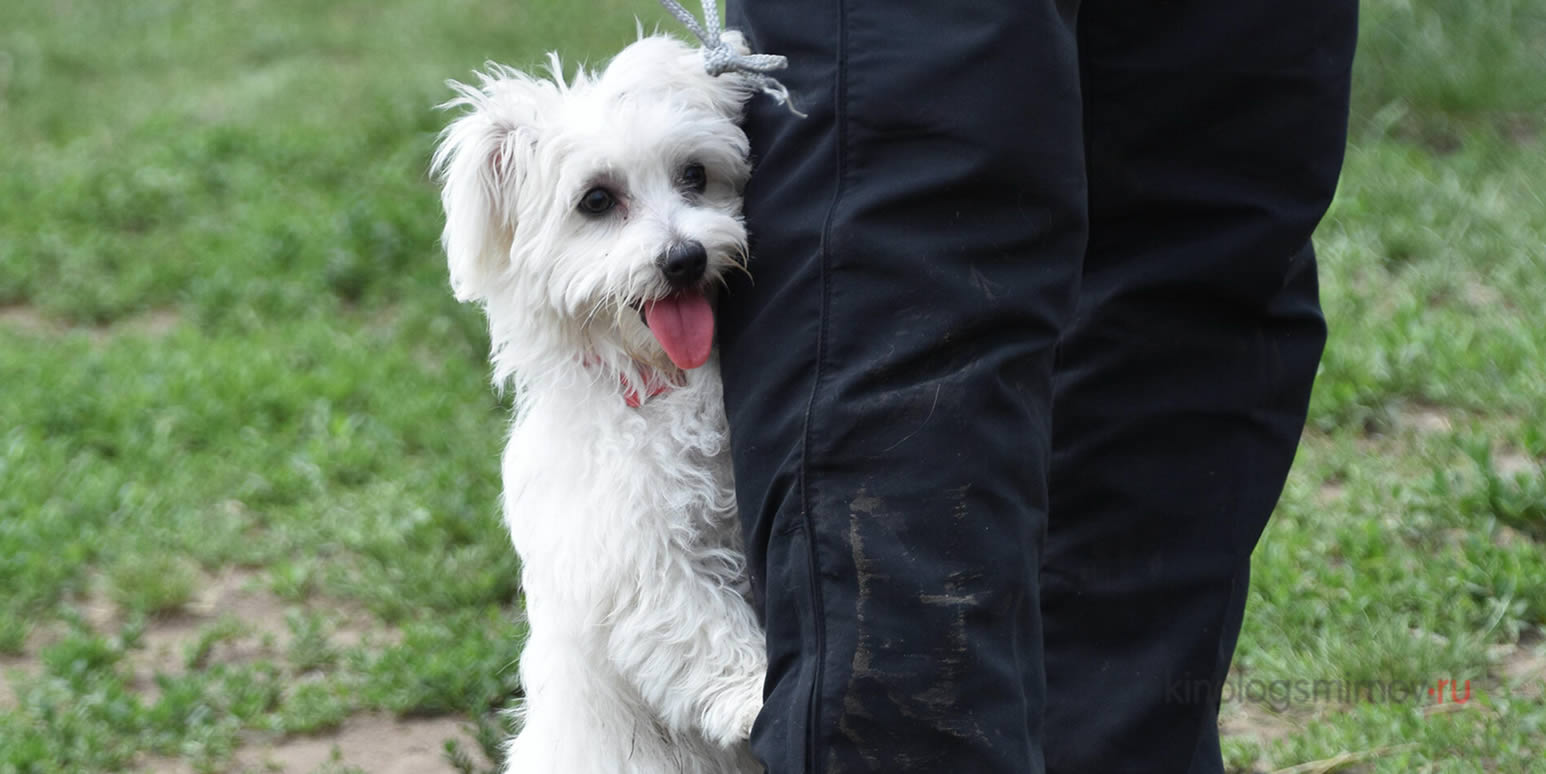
431, 68, 544, 303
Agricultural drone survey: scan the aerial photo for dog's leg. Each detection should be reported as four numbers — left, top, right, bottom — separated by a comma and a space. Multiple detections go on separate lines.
605, 561, 766, 749
510, 618, 704, 774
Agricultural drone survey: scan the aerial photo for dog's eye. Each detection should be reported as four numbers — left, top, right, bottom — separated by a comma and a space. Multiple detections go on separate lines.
578, 187, 616, 215
681, 163, 707, 195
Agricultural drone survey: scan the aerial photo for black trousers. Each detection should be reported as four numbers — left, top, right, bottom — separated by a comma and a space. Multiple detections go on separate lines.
717, 2, 1356, 772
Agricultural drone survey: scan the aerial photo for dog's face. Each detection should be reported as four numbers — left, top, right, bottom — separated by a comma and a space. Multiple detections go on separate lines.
433, 35, 754, 373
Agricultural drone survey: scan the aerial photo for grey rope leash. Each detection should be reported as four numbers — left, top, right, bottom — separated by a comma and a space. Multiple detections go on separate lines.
657, 0, 805, 117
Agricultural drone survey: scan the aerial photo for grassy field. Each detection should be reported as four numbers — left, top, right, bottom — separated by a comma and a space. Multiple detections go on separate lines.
1, 0, 1542, 772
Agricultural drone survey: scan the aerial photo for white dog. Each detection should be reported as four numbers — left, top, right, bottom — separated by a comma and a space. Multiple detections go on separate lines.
432, 33, 766, 774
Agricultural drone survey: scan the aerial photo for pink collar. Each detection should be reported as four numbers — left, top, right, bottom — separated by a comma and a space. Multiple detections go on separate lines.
620, 370, 678, 408
583, 356, 682, 408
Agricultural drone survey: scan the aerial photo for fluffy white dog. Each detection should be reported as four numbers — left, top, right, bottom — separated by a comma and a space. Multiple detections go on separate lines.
432, 33, 766, 774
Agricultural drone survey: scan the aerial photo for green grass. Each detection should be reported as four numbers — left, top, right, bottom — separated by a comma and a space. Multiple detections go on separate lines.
1, 0, 1544, 771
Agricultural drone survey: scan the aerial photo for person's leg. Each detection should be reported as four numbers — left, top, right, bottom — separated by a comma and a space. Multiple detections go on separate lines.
720, 1, 1086, 771
1041, 3, 1358, 772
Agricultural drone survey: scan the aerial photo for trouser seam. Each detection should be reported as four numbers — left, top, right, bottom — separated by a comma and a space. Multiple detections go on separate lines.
797, 0, 848, 771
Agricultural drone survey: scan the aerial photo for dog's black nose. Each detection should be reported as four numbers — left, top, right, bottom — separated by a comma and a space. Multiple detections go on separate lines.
659, 241, 708, 289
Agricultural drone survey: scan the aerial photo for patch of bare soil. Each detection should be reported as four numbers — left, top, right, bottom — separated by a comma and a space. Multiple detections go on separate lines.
1315, 478, 1346, 506
71, 570, 397, 702
1218, 700, 1301, 745
0, 304, 180, 341
0, 304, 53, 335
140, 714, 485, 774
0, 653, 41, 712
73, 568, 446, 773
1461, 280, 1508, 311
1501, 113, 1541, 146
1, 617, 72, 713
124, 570, 295, 700
1498, 631, 1546, 700
1491, 525, 1529, 549
1493, 448, 1537, 479
240, 714, 484, 774
1217, 667, 1325, 771
1390, 403, 1454, 435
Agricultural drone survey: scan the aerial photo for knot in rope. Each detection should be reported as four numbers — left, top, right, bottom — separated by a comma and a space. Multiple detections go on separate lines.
658, 0, 805, 117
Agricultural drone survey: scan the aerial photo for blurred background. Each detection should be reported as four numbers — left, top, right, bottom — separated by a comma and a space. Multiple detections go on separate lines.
1, 1, 1542, 772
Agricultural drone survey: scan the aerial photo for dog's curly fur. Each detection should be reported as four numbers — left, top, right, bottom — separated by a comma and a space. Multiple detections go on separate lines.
432, 33, 765, 774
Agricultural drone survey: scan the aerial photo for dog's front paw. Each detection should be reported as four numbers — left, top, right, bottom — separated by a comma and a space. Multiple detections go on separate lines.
703, 677, 763, 748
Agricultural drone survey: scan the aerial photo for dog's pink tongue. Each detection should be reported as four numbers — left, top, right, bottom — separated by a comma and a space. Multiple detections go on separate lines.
644, 291, 715, 370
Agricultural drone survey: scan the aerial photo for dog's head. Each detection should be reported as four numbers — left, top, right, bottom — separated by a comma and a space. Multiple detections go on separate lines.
432, 34, 755, 377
